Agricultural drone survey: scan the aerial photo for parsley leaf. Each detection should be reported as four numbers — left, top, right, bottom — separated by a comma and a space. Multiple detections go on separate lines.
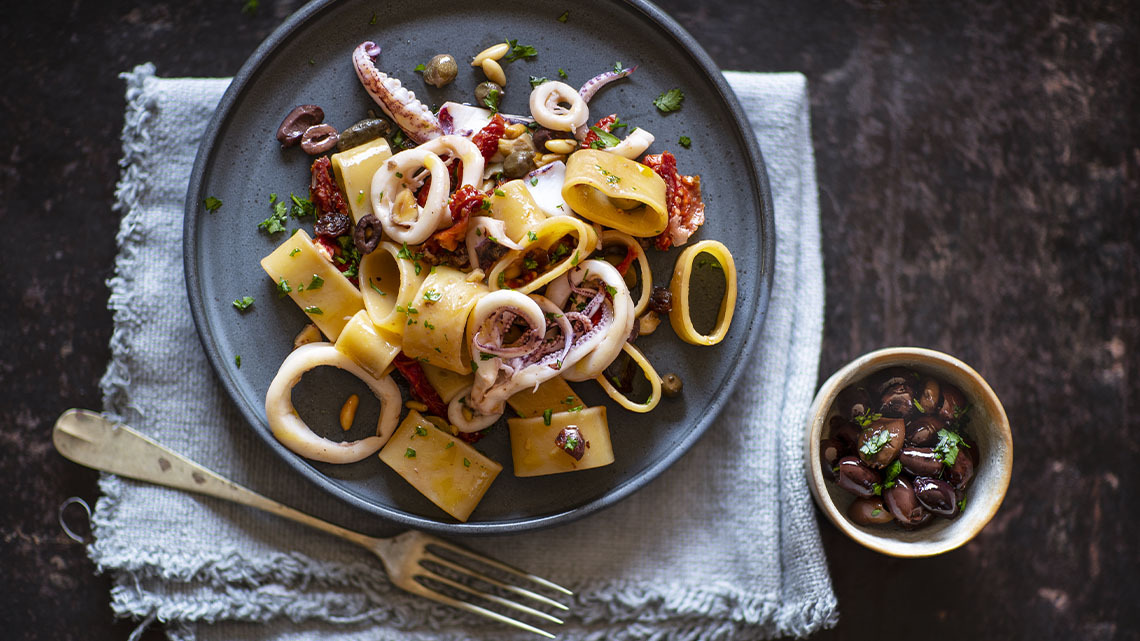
853, 409, 882, 428
304, 306, 323, 315
241, 0, 259, 15
204, 196, 223, 213
290, 193, 315, 218
588, 125, 622, 148
542, 409, 553, 426
557, 10, 569, 22
504, 39, 538, 62
276, 278, 291, 297
423, 289, 442, 302
232, 296, 254, 311
653, 87, 685, 113
463, 458, 471, 467
529, 75, 549, 89
933, 429, 969, 466
234, 355, 242, 368
678, 135, 692, 148
414, 63, 426, 73
882, 460, 902, 489
307, 274, 324, 290
258, 193, 289, 234
405, 448, 416, 458
558, 68, 568, 79
858, 428, 892, 458
613, 61, 624, 73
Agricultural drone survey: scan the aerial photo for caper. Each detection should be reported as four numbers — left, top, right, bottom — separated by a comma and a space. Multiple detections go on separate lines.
662, 373, 683, 397
503, 150, 537, 178
336, 118, 392, 151
475, 81, 503, 110
423, 53, 458, 88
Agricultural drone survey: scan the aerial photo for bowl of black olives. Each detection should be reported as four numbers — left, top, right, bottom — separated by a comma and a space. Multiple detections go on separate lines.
805, 347, 1012, 557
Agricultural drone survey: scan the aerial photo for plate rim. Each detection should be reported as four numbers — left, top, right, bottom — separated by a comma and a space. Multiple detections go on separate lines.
184, 0, 775, 535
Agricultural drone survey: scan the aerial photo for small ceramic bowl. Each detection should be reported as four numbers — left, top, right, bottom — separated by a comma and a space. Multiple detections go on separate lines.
805, 347, 1012, 557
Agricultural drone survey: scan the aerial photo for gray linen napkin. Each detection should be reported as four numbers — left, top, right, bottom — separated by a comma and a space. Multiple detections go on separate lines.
92, 63, 836, 641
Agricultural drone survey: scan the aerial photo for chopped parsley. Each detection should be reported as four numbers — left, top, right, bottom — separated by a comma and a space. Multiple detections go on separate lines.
523, 257, 538, 270
653, 87, 685, 113
870, 508, 883, 517
480, 352, 495, 361
404, 448, 416, 458
289, 248, 301, 257
493, 188, 506, 197
423, 289, 442, 302
933, 429, 969, 466
424, 321, 435, 329
414, 63, 426, 73
568, 405, 584, 412
558, 68, 568, 79
529, 177, 539, 187
527, 230, 538, 241
557, 10, 569, 22
588, 126, 621, 148
853, 409, 882, 428
463, 458, 471, 467
913, 398, 925, 412
542, 409, 553, 426
697, 257, 723, 270
603, 284, 617, 296
232, 296, 254, 311
858, 428, 892, 458
241, 0, 258, 15
414, 425, 429, 437
529, 75, 548, 89
613, 61, 624, 73
307, 274, 324, 290
276, 278, 292, 297
234, 355, 242, 367
396, 242, 424, 275
204, 196, 223, 213
304, 306, 323, 315
369, 12, 377, 24
504, 39, 538, 62
369, 279, 386, 296
882, 460, 902, 489
483, 88, 501, 113
679, 135, 692, 148
957, 496, 967, 511
290, 193, 315, 218
258, 193, 289, 234
570, 250, 580, 266
445, 441, 455, 449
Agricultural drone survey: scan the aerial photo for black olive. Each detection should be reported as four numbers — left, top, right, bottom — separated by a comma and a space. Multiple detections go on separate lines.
820, 438, 844, 481
871, 367, 916, 396
945, 446, 976, 489
837, 385, 872, 419
301, 123, 339, 155
913, 476, 959, 517
906, 415, 946, 447
829, 416, 861, 450
353, 214, 382, 254
313, 211, 350, 239
276, 104, 324, 147
836, 456, 881, 498
337, 118, 393, 151
474, 239, 509, 272
848, 497, 894, 525
475, 81, 503, 110
531, 126, 576, 151
938, 383, 968, 423
899, 446, 944, 477
423, 53, 458, 88
503, 150, 537, 178
856, 418, 905, 469
648, 286, 672, 314
883, 476, 929, 526
555, 426, 586, 460
880, 382, 917, 418
917, 378, 940, 414
662, 373, 683, 397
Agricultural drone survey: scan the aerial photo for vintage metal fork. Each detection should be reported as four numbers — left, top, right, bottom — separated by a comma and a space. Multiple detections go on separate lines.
53, 409, 572, 638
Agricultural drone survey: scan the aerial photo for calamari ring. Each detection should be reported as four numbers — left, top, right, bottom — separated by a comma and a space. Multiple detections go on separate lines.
668, 240, 738, 346
265, 343, 401, 463
529, 81, 589, 132
469, 290, 548, 414
594, 342, 662, 413
466, 216, 523, 272
600, 230, 652, 317
545, 259, 635, 382
419, 134, 486, 195
371, 147, 449, 244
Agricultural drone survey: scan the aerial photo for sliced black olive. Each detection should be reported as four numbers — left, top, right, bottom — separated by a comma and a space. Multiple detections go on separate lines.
913, 476, 959, 517
503, 150, 537, 178
555, 426, 586, 460
423, 53, 458, 88
475, 81, 503, 110
906, 415, 946, 447
313, 211, 350, 239
836, 456, 881, 498
648, 286, 672, 314
662, 373, 682, 397
899, 446, 944, 477
300, 123, 339, 155
820, 438, 844, 481
848, 497, 894, 525
856, 417, 905, 468
337, 118, 393, 151
353, 214, 382, 254
276, 104, 324, 147
884, 476, 929, 526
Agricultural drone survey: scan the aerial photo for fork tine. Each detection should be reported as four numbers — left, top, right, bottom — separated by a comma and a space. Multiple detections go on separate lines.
423, 551, 571, 612
426, 539, 575, 596
418, 568, 565, 625
411, 581, 558, 639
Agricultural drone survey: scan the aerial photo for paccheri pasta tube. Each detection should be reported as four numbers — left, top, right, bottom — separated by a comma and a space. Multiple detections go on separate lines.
330, 137, 392, 223
486, 215, 598, 295
358, 240, 426, 335
260, 229, 363, 342
334, 310, 401, 380
508, 406, 614, 477
668, 240, 737, 346
561, 149, 668, 237
488, 179, 547, 243
400, 266, 488, 373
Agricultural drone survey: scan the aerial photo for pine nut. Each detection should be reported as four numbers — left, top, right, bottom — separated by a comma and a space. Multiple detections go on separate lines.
544, 138, 577, 155
481, 58, 507, 87
339, 394, 360, 431
471, 42, 510, 66
503, 123, 528, 139
405, 400, 428, 412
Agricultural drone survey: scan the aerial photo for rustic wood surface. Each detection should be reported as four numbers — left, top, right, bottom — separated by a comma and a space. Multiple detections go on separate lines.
2, 1, 1136, 639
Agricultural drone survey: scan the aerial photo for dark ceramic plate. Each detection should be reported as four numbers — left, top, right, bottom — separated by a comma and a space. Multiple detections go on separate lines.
185, 0, 774, 535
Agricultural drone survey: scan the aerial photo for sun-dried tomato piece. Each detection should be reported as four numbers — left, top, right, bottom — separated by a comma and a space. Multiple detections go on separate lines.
392, 353, 449, 418
471, 114, 506, 162
426, 184, 485, 252
643, 151, 705, 251
614, 244, 636, 275
580, 114, 619, 149
309, 156, 348, 216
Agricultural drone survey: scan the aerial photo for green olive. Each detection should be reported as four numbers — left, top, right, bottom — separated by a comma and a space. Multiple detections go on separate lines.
662, 373, 683, 397
336, 118, 393, 151
475, 81, 503, 110
503, 150, 537, 178
423, 54, 458, 88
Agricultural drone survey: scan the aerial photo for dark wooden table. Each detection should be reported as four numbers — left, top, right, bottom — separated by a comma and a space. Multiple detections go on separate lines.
4, 1, 1137, 639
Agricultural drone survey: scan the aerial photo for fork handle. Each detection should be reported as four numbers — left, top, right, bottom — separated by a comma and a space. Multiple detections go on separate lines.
53, 409, 378, 549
